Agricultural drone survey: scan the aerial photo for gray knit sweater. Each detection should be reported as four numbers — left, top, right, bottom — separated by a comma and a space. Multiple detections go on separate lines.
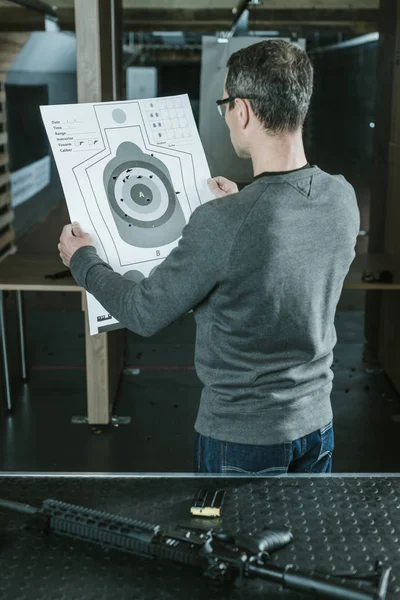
70, 165, 360, 445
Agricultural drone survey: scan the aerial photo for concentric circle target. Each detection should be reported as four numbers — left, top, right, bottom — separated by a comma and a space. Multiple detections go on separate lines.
107, 160, 176, 229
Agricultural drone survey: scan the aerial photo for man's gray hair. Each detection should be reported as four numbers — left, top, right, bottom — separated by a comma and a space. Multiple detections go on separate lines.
226, 39, 314, 134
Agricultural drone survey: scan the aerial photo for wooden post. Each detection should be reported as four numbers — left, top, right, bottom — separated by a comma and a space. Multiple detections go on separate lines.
364, 0, 399, 361
82, 294, 125, 424
74, 0, 124, 424
377, 0, 400, 390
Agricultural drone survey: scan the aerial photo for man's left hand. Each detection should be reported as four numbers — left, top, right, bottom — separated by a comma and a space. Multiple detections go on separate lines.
58, 222, 94, 267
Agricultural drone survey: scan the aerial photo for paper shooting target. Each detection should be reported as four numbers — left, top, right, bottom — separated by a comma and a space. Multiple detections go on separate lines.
103, 141, 186, 249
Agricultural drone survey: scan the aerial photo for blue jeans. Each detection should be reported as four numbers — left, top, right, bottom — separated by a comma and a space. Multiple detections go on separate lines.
193, 422, 334, 475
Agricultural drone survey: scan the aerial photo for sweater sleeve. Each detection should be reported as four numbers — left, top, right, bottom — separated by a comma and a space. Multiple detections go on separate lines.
69, 202, 229, 337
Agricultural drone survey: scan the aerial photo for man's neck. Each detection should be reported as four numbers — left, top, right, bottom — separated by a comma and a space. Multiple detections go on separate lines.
250, 129, 308, 177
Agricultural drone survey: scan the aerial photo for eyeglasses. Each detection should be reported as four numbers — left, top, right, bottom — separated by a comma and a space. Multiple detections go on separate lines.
216, 97, 236, 118
216, 96, 256, 118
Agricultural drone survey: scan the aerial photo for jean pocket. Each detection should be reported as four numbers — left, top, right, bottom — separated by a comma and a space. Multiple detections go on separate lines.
303, 422, 334, 473
319, 421, 334, 458
221, 440, 291, 475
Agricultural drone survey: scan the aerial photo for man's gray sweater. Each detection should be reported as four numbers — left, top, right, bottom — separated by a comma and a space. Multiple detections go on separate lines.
70, 166, 360, 445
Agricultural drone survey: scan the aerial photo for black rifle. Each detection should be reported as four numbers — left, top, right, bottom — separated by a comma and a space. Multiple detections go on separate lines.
0, 497, 392, 599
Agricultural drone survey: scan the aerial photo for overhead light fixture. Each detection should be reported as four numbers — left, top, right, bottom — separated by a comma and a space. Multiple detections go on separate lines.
217, 0, 262, 43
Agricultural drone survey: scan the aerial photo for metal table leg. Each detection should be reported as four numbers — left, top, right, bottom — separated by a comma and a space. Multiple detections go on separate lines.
16, 291, 27, 382
0, 290, 12, 411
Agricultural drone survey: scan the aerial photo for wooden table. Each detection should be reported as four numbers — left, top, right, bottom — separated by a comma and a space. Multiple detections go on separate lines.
343, 253, 400, 290
0, 252, 124, 424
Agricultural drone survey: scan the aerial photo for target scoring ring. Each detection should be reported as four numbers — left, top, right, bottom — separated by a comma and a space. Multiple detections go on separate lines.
113, 167, 168, 222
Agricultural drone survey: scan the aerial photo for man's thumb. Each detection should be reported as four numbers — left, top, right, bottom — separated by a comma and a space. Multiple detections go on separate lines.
207, 177, 218, 191
72, 222, 83, 237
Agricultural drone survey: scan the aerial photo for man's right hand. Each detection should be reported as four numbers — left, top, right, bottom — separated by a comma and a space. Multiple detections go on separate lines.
207, 176, 239, 198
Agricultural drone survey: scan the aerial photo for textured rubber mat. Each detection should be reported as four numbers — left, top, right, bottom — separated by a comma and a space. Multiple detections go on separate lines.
0, 476, 399, 599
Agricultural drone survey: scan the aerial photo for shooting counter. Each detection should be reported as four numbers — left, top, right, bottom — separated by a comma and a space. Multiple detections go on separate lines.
0, 474, 399, 599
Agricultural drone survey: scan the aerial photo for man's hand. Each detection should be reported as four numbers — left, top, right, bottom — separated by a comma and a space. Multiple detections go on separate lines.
207, 176, 239, 198
58, 222, 94, 267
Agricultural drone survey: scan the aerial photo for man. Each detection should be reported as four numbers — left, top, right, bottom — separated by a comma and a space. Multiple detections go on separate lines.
59, 40, 359, 474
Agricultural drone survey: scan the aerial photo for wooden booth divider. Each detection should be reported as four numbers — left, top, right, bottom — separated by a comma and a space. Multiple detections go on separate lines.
0, 75, 16, 262
0, 33, 30, 263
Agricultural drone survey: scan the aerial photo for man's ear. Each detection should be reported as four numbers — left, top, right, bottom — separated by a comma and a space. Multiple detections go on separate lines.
236, 98, 250, 130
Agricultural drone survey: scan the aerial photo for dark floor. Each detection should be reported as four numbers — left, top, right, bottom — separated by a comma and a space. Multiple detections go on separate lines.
0, 303, 399, 473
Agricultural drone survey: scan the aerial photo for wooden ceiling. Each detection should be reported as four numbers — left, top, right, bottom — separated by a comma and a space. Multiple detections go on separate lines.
0, 0, 380, 33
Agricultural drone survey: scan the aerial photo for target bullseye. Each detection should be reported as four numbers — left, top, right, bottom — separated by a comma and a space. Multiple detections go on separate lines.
130, 184, 153, 206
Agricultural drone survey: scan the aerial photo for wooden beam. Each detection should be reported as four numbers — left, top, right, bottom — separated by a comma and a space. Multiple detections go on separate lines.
75, 0, 123, 425
0, 0, 382, 9
75, 0, 122, 103
122, 9, 378, 32
0, 5, 379, 32
83, 294, 110, 425
0, 4, 46, 31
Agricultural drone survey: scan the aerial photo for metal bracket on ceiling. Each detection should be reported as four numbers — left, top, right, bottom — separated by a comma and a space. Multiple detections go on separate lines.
217, 0, 262, 44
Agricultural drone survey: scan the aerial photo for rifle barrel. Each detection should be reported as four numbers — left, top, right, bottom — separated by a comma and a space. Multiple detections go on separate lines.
0, 498, 38, 515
